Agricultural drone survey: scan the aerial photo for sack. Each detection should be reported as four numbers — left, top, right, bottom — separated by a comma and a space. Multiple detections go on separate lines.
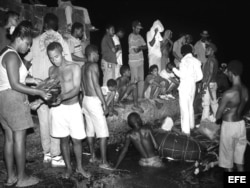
154, 130, 202, 161
198, 119, 220, 140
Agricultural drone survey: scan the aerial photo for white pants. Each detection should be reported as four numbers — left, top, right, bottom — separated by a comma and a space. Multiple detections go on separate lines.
179, 83, 196, 135
201, 82, 218, 121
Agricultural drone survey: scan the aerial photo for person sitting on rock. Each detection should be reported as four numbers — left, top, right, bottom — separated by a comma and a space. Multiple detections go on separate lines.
160, 62, 179, 96
101, 79, 119, 116
113, 112, 165, 169
116, 65, 144, 113
144, 64, 168, 99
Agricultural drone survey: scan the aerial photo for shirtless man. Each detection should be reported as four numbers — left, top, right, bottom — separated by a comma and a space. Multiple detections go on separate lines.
81, 44, 112, 170
116, 65, 144, 113
47, 42, 90, 178
114, 112, 164, 168
216, 60, 249, 172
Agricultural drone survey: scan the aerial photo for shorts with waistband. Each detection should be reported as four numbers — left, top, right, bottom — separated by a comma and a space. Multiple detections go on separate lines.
0, 89, 34, 131
219, 120, 247, 168
82, 96, 109, 138
50, 103, 86, 139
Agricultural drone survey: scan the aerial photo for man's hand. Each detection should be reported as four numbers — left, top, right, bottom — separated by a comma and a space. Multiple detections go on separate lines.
34, 78, 43, 86
103, 104, 109, 116
50, 94, 62, 106
168, 63, 175, 72
154, 27, 159, 34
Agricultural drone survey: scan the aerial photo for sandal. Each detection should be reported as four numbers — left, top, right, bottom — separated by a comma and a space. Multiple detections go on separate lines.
4, 177, 17, 186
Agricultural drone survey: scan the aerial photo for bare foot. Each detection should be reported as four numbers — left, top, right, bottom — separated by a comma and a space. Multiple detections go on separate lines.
16, 176, 39, 187
61, 169, 73, 179
76, 168, 91, 179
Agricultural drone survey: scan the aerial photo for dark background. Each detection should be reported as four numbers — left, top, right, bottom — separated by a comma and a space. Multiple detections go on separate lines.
25, 0, 249, 87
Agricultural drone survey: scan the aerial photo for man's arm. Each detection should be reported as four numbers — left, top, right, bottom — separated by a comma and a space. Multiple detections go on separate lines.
215, 91, 231, 123
71, 53, 87, 62
60, 64, 81, 101
149, 129, 158, 150
114, 134, 131, 169
91, 63, 109, 115
148, 28, 158, 47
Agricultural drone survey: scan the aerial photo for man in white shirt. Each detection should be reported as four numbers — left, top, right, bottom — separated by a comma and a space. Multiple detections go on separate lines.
112, 28, 125, 79
171, 45, 203, 135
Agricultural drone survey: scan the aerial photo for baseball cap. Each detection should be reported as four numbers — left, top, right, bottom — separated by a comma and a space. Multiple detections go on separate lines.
132, 20, 143, 29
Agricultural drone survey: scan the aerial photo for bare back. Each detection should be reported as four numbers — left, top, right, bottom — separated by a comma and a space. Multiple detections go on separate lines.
81, 62, 99, 97
129, 128, 158, 159
220, 84, 248, 122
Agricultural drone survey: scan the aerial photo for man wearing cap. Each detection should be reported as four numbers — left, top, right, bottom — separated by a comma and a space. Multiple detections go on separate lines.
171, 45, 203, 135
128, 20, 147, 98
194, 30, 210, 67
201, 43, 219, 121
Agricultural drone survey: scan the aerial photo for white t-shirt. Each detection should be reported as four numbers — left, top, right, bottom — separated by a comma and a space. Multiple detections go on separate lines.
160, 69, 175, 83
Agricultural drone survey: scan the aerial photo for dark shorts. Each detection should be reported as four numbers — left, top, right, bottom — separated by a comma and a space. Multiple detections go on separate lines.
0, 89, 34, 131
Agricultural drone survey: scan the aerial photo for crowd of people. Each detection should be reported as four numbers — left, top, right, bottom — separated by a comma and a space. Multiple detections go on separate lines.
0, 1, 249, 187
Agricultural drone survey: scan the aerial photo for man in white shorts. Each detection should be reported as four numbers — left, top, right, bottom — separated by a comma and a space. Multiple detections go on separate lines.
47, 42, 90, 179
216, 60, 248, 172
81, 44, 112, 170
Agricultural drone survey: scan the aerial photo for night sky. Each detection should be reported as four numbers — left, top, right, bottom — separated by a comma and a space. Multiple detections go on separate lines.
25, 0, 249, 86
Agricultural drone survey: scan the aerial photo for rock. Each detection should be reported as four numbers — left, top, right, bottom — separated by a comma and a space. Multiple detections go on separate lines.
107, 98, 180, 144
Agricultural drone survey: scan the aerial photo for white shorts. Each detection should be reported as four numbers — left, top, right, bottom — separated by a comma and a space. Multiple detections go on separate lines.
82, 96, 109, 138
219, 120, 247, 168
50, 103, 86, 139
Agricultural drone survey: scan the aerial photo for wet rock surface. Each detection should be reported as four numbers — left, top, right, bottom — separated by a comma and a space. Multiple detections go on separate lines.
1, 109, 250, 188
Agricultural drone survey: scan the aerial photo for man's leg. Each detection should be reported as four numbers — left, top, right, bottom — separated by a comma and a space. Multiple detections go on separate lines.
188, 87, 196, 130
37, 104, 51, 157
100, 137, 108, 164
38, 104, 61, 162
130, 84, 144, 112
179, 90, 190, 135
201, 88, 210, 121
72, 138, 90, 177
60, 136, 72, 178
210, 82, 218, 118
137, 63, 144, 99
87, 137, 96, 161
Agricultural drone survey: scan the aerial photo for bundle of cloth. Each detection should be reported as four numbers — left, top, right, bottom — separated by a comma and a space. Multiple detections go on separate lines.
29, 77, 61, 109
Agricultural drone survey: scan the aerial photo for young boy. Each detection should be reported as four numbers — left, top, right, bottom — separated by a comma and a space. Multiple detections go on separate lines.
116, 65, 144, 113
101, 79, 119, 116
144, 65, 168, 99
159, 62, 179, 96
114, 112, 164, 168
47, 42, 90, 178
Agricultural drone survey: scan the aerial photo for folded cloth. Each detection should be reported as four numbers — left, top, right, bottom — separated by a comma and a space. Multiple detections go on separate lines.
139, 156, 164, 167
